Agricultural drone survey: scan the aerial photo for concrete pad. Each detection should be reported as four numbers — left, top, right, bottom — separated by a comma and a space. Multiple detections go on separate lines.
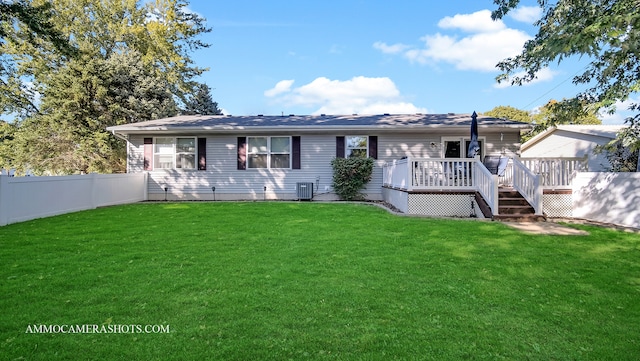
504, 222, 590, 236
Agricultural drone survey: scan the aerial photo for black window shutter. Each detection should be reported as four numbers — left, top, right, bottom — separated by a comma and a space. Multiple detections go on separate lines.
336, 136, 345, 158
292, 136, 301, 169
143, 138, 153, 170
237, 137, 246, 170
197, 137, 207, 170
368, 136, 378, 159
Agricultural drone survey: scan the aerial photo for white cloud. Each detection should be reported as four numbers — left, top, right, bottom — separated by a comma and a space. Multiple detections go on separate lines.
437, 10, 505, 33
374, 9, 533, 73
373, 41, 411, 54
509, 6, 542, 23
264, 76, 428, 115
405, 29, 531, 71
493, 68, 558, 89
264, 79, 295, 97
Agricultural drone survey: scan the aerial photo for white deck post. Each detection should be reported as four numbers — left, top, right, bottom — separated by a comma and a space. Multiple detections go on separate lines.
492, 174, 500, 216
407, 157, 413, 191
534, 174, 543, 215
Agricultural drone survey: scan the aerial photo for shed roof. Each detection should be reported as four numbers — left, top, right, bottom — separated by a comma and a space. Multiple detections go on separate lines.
521, 124, 627, 152
107, 113, 531, 135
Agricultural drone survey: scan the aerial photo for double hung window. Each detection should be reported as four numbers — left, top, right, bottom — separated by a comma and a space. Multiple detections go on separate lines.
346, 136, 368, 158
154, 137, 196, 169
247, 136, 291, 169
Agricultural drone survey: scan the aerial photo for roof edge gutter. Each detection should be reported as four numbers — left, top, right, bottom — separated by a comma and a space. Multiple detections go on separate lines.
106, 124, 532, 135
110, 130, 128, 141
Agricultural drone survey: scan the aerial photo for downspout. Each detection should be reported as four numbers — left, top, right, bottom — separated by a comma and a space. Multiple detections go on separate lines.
110, 131, 130, 174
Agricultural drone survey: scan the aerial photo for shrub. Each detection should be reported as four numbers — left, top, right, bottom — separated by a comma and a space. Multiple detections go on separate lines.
331, 157, 374, 200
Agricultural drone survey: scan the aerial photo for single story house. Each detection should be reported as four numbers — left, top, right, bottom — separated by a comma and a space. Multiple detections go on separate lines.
521, 125, 627, 171
107, 113, 528, 199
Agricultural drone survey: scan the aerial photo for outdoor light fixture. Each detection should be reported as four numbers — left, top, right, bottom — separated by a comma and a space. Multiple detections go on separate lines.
211, 186, 216, 201
163, 186, 168, 201
264, 186, 267, 201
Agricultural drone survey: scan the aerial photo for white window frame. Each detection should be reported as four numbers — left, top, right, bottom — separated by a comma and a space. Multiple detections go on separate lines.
247, 136, 292, 169
441, 136, 486, 158
153, 137, 197, 170
346, 135, 368, 158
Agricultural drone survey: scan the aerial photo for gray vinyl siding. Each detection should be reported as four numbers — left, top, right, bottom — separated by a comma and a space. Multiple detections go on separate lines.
127, 136, 146, 173
130, 135, 341, 200
127, 131, 522, 200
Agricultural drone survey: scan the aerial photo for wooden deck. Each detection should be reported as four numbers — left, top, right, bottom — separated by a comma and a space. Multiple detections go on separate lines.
382, 155, 587, 218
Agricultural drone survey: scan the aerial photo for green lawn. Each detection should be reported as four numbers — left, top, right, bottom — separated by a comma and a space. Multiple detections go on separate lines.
1, 202, 639, 360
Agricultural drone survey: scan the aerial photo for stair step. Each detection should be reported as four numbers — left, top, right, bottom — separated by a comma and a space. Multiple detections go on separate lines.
494, 214, 547, 222
500, 199, 530, 206
499, 205, 535, 210
495, 187, 546, 222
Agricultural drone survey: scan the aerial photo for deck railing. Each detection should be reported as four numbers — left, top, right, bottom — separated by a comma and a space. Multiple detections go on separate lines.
383, 157, 499, 214
520, 157, 588, 188
383, 158, 410, 191
410, 158, 477, 189
382, 158, 482, 190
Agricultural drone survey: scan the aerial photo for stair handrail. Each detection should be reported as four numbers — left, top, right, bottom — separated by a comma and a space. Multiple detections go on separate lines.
504, 150, 543, 215
473, 161, 499, 215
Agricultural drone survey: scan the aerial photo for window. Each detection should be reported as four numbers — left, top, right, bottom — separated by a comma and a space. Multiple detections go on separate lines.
247, 136, 291, 169
153, 137, 196, 169
346, 136, 368, 158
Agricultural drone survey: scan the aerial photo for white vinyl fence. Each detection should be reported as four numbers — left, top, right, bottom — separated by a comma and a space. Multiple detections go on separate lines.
0, 173, 147, 226
572, 172, 640, 229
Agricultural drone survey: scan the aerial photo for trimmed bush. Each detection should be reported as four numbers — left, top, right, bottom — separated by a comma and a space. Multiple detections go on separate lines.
331, 157, 374, 200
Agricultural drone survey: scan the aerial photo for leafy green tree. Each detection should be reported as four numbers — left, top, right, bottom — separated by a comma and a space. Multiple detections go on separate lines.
492, 0, 639, 169
0, 120, 16, 171
183, 83, 223, 115
1, 0, 77, 117
596, 125, 640, 172
2, 0, 210, 174
525, 99, 602, 141
11, 50, 177, 175
483, 106, 532, 123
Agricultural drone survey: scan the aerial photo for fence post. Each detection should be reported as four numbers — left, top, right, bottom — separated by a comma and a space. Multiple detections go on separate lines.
90, 173, 98, 209
0, 175, 9, 226
143, 172, 149, 201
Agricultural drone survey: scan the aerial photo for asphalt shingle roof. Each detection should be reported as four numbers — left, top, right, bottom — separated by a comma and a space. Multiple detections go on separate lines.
107, 113, 531, 134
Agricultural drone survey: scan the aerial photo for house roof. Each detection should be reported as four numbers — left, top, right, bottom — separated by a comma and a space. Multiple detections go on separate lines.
521, 124, 627, 152
107, 113, 531, 136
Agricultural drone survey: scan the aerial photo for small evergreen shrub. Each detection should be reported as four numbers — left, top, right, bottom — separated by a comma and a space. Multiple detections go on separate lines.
331, 157, 374, 200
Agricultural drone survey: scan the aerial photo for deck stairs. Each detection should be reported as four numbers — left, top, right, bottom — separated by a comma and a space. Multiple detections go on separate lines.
493, 187, 546, 222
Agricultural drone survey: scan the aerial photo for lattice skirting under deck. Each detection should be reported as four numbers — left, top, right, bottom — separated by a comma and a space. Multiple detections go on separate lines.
543, 191, 573, 218
407, 193, 484, 218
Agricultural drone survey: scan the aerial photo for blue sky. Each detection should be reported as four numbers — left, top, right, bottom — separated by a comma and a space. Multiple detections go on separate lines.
188, 0, 631, 124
